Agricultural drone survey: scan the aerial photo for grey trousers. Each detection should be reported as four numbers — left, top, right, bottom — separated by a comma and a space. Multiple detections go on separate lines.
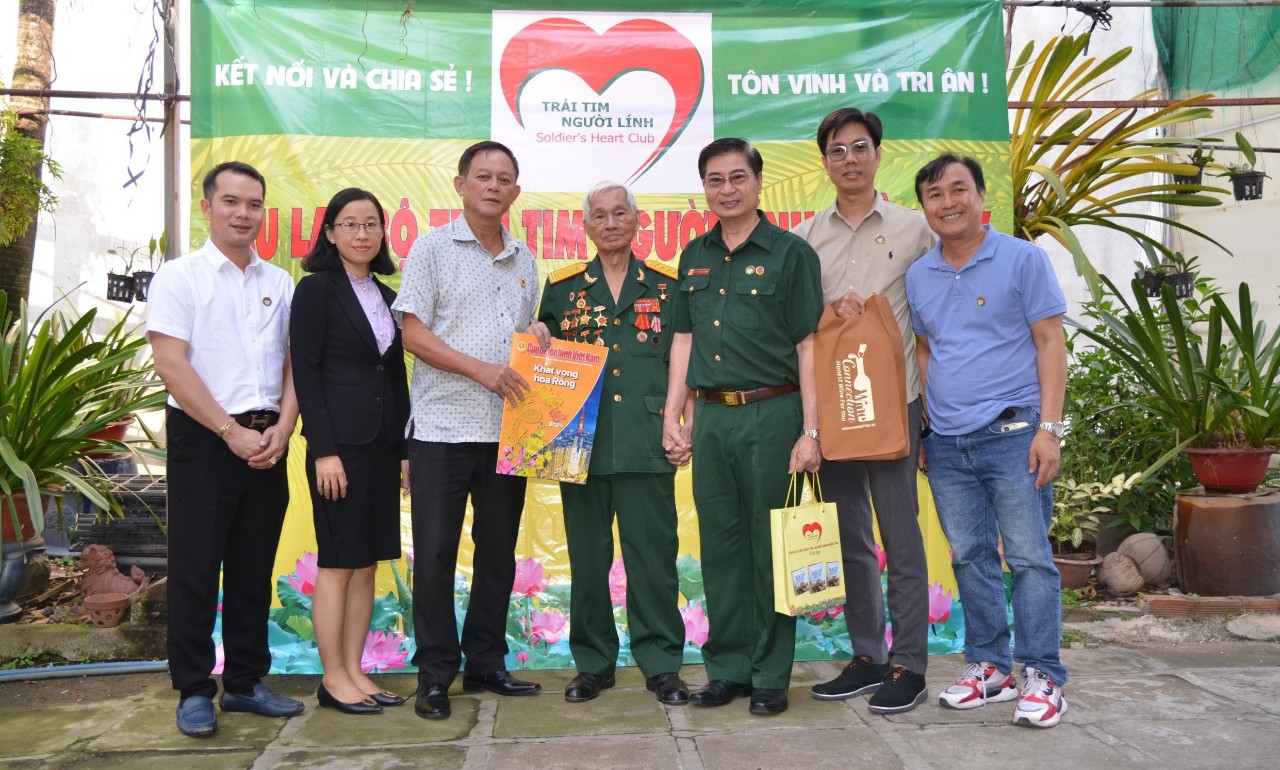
818, 397, 929, 673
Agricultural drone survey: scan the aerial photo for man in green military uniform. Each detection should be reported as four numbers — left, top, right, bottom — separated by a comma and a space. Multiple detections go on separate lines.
527, 181, 690, 706
663, 138, 824, 716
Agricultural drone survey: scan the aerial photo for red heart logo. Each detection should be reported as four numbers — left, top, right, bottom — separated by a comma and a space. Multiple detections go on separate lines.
499, 18, 704, 182
802, 522, 822, 540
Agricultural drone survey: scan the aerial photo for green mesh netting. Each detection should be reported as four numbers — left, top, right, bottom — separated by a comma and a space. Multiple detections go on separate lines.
1154, 4, 1280, 92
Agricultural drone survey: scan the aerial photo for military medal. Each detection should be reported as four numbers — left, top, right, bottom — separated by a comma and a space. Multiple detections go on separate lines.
594, 308, 607, 327
658, 283, 668, 301
755, 266, 765, 276
560, 319, 570, 331
635, 313, 651, 331
745, 265, 755, 275
651, 317, 662, 333
576, 298, 586, 309
637, 331, 648, 343
634, 298, 659, 314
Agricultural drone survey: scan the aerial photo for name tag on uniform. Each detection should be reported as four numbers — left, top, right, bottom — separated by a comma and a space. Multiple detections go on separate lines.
687, 268, 710, 276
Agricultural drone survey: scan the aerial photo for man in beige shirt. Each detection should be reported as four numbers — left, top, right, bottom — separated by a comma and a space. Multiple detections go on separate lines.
791, 107, 935, 714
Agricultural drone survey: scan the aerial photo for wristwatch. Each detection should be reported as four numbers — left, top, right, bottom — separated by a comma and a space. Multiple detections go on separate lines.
1037, 421, 1068, 439
801, 428, 820, 442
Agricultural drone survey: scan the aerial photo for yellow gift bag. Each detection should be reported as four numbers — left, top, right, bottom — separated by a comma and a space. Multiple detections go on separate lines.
770, 473, 844, 616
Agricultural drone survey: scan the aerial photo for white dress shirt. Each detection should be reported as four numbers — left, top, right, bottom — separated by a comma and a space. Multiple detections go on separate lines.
146, 240, 295, 413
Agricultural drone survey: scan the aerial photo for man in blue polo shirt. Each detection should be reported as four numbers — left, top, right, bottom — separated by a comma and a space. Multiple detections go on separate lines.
905, 154, 1069, 729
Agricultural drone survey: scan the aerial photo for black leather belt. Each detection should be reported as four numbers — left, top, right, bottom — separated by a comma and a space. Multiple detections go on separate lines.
696, 384, 798, 406
233, 410, 279, 430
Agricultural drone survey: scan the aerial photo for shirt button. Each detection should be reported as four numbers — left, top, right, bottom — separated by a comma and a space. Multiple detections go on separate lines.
751, 289, 758, 295
612, 368, 621, 376
719, 288, 726, 295
723, 255, 731, 262
613, 318, 621, 326
714, 354, 722, 362
955, 275, 960, 280
613, 394, 622, 402
612, 343, 621, 351
713, 320, 721, 327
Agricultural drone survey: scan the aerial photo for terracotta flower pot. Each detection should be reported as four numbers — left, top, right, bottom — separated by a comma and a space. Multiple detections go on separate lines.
1184, 446, 1276, 494
1053, 552, 1102, 589
1, 492, 41, 542
83, 592, 131, 628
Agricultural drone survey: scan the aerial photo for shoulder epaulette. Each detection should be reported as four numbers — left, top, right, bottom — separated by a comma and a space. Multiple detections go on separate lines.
549, 262, 588, 284
645, 259, 679, 280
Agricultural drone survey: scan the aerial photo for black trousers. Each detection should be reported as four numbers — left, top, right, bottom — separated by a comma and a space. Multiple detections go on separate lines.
408, 440, 526, 686
166, 406, 289, 700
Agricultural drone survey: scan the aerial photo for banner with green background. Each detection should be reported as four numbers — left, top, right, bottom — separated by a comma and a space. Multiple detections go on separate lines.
191, 0, 1008, 675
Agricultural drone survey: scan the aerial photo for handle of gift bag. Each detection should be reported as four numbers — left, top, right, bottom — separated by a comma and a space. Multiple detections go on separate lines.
784, 471, 825, 508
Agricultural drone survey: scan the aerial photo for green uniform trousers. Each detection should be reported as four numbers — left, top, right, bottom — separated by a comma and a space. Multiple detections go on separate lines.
692, 392, 800, 689
560, 472, 684, 678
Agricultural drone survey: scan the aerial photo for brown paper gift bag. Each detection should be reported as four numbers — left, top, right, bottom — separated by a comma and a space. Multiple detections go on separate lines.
813, 295, 909, 461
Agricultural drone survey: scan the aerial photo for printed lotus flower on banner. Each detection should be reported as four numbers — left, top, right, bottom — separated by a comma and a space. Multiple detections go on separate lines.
512, 557, 547, 597
361, 629, 410, 673
288, 552, 318, 596
609, 557, 627, 607
680, 601, 709, 646
928, 582, 954, 625
875, 542, 887, 574
212, 640, 225, 675
525, 607, 567, 645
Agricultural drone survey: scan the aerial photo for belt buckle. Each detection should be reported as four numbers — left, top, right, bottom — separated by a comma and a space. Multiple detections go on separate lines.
246, 413, 270, 429
721, 391, 742, 406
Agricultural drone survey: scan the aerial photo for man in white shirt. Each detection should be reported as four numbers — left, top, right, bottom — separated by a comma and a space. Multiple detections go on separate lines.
147, 161, 303, 737
393, 141, 542, 720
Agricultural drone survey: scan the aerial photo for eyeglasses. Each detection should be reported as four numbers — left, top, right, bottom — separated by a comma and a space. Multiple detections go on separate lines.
703, 170, 754, 189
331, 222, 382, 233
825, 141, 874, 162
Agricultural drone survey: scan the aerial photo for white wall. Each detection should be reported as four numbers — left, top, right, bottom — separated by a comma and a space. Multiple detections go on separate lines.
1, 0, 190, 322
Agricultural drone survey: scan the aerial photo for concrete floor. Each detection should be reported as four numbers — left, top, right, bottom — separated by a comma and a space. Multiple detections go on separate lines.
2, 642, 1280, 769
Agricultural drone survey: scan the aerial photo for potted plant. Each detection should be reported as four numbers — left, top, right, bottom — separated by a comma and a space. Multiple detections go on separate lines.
1073, 277, 1278, 493
1133, 246, 1199, 299
1216, 132, 1269, 201
1172, 142, 1219, 190
1050, 474, 1139, 588
0, 290, 166, 622
105, 233, 166, 303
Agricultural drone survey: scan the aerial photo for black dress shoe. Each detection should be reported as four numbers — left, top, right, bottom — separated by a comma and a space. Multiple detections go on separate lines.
414, 682, 451, 720
462, 669, 542, 696
646, 673, 690, 705
749, 688, 789, 716
317, 682, 383, 715
564, 672, 615, 703
689, 679, 752, 707
366, 689, 407, 707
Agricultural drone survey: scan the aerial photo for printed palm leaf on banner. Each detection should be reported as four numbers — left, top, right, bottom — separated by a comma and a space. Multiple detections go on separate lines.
1008, 34, 1228, 299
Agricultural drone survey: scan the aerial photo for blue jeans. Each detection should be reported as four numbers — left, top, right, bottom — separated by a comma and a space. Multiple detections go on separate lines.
923, 406, 1067, 685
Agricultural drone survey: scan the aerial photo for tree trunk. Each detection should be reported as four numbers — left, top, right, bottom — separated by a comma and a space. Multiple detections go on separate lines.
0, 0, 57, 306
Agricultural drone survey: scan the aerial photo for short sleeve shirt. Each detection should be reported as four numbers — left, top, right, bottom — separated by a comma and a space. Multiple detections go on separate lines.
673, 211, 823, 389
905, 226, 1067, 435
791, 195, 936, 401
392, 215, 539, 443
145, 241, 294, 413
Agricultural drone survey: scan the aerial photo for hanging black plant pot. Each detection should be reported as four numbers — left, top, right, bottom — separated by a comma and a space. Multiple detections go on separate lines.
1173, 168, 1203, 192
132, 271, 154, 302
1230, 171, 1265, 201
1163, 271, 1197, 299
1135, 270, 1164, 298
106, 273, 135, 302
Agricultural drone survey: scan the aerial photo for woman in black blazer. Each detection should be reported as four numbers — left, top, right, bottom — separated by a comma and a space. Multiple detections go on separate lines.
291, 188, 411, 715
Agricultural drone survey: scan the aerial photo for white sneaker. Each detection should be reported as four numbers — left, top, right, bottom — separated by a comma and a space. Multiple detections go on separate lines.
938, 662, 1018, 710
1013, 667, 1067, 728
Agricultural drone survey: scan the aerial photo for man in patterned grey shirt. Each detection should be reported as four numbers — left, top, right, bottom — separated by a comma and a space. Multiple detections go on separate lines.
392, 141, 542, 721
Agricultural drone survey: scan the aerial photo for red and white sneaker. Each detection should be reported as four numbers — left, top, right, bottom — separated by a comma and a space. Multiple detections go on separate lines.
1013, 667, 1067, 728
938, 662, 1018, 710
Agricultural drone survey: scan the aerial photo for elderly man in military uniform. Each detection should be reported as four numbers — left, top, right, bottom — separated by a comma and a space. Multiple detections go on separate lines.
527, 181, 690, 705
663, 138, 824, 716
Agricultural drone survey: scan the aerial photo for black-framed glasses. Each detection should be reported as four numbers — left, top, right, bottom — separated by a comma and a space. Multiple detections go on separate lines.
331, 222, 382, 233
825, 141, 874, 162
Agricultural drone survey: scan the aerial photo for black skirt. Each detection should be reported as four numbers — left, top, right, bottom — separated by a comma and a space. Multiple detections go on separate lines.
306, 434, 402, 569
